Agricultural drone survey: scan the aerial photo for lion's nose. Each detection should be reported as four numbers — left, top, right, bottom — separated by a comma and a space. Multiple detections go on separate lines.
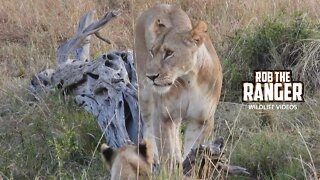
146, 74, 159, 81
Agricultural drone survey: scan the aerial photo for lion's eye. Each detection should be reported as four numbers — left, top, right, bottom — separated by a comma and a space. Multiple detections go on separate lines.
164, 49, 174, 59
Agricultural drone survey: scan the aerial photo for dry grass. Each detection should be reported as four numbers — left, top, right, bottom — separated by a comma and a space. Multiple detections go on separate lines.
0, 0, 319, 179
1, 0, 319, 79
293, 40, 320, 93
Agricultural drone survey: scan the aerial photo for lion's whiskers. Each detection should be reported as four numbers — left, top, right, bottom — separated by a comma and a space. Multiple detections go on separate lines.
174, 79, 184, 89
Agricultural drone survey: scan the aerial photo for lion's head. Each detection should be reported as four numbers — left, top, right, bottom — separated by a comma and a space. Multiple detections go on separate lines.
145, 21, 208, 94
100, 139, 153, 180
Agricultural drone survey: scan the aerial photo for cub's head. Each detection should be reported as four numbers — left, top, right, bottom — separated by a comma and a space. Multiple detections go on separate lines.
100, 140, 153, 180
146, 21, 208, 94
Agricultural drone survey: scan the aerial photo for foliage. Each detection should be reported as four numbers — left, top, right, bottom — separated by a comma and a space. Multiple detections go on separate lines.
223, 13, 318, 101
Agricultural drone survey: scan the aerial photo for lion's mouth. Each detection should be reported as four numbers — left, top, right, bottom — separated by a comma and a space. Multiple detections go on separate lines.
151, 82, 173, 94
153, 82, 172, 87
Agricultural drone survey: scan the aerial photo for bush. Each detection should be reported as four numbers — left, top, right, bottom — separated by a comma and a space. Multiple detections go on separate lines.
223, 13, 319, 101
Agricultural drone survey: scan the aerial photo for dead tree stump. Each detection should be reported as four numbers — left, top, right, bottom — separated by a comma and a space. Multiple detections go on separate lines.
30, 10, 142, 148
183, 136, 250, 178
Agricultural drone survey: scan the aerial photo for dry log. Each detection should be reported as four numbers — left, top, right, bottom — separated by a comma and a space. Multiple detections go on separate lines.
57, 10, 119, 65
183, 136, 250, 178
30, 10, 142, 148
53, 50, 142, 148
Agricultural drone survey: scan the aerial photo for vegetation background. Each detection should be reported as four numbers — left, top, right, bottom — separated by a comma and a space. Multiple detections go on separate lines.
0, 0, 319, 179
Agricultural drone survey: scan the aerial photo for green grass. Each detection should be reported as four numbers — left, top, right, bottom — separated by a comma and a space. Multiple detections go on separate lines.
214, 101, 319, 179
0, 89, 108, 179
230, 130, 309, 179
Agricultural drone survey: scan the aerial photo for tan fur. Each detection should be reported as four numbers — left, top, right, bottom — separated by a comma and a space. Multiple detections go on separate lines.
100, 140, 153, 180
134, 4, 223, 166
134, 4, 192, 162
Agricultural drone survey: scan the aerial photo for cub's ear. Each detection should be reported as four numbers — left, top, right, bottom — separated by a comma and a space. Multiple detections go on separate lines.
153, 19, 167, 35
138, 139, 153, 164
184, 21, 208, 46
101, 143, 116, 170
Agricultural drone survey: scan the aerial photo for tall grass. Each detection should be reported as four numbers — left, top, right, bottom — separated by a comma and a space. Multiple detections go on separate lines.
0, 86, 107, 179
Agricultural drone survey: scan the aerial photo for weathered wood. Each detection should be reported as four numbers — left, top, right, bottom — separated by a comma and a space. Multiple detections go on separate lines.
53, 50, 142, 148
30, 69, 55, 98
30, 10, 142, 149
183, 136, 250, 177
32, 53, 142, 149
57, 10, 120, 65
75, 11, 94, 62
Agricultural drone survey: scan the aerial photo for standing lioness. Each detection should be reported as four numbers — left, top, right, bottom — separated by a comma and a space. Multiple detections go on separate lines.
134, 4, 222, 165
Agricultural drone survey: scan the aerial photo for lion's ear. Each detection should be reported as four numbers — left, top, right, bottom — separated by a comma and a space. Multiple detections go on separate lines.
184, 21, 208, 46
101, 143, 116, 170
138, 139, 153, 164
153, 19, 167, 35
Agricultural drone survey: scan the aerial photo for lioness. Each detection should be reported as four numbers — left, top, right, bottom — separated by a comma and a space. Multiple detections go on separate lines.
134, 4, 222, 165
100, 140, 153, 180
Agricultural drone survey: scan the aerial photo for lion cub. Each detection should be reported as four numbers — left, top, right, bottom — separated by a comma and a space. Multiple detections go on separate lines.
100, 140, 153, 180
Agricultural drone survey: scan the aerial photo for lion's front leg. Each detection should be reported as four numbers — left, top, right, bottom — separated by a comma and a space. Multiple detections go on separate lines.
139, 91, 159, 162
154, 115, 182, 168
183, 117, 214, 160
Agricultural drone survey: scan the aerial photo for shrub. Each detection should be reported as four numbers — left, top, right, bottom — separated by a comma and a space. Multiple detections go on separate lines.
223, 13, 319, 101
